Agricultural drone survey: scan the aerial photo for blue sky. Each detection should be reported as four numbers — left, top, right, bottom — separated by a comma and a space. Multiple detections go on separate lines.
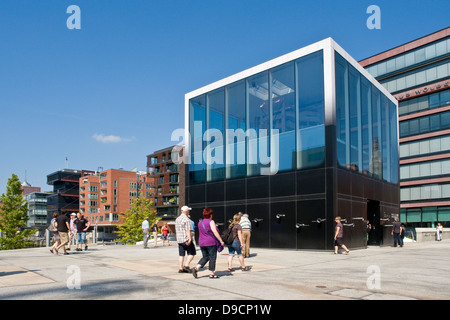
0, 0, 449, 194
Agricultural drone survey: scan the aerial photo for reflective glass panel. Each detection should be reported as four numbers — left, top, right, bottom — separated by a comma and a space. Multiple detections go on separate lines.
247, 71, 270, 176
226, 80, 246, 179
189, 95, 206, 184
349, 66, 361, 172
271, 62, 296, 172
389, 100, 399, 184
361, 78, 372, 174
207, 89, 225, 181
381, 96, 390, 182
335, 53, 349, 167
296, 51, 325, 169
371, 86, 382, 179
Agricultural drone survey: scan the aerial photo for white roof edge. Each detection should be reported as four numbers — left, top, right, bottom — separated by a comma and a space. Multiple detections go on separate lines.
185, 38, 331, 100
329, 38, 398, 105
185, 37, 398, 106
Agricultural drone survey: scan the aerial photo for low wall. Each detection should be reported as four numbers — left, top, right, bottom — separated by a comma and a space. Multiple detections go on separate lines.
415, 228, 448, 242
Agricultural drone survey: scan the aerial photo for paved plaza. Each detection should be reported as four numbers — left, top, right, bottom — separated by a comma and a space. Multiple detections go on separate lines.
0, 239, 449, 300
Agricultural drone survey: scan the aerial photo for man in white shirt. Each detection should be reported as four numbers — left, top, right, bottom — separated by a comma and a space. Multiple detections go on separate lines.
175, 206, 196, 273
142, 217, 149, 249
239, 213, 252, 258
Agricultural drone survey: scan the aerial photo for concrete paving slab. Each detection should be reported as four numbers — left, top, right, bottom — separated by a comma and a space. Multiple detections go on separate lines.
0, 239, 449, 300
0, 265, 54, 288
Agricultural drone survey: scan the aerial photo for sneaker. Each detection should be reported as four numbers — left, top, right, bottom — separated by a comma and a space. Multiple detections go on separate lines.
192, 268, 198, 278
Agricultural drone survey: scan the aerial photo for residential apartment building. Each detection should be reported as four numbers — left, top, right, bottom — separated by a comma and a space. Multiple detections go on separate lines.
21, 180, 48, 233
79, 168, 153, 241
25, 192, 49, 231
147, 146, 185, 224
360, 27, 450, 228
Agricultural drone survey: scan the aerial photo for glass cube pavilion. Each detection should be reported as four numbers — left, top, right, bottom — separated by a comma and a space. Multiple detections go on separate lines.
184, 38, 399, 250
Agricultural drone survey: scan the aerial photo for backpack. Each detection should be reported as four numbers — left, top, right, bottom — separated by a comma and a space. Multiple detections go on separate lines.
221, 226, 235, 245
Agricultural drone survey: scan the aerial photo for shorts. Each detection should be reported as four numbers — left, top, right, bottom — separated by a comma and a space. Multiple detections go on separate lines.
59, 231, 69, 245
334, 237, 343, 247
227, 240, 242, 256
178, 241, 196, 256
77, 232, 87, 244
161, 234, 168, 240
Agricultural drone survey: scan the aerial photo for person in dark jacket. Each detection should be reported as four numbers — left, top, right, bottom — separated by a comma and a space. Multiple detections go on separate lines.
392, 217, 403, 248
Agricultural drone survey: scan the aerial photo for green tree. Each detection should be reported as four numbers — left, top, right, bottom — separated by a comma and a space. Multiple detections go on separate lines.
115, 196, 157, 244
0, 174, 36, 250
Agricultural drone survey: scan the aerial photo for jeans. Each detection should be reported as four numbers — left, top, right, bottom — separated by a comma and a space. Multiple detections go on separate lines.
227, 240, 242, 256
77, 232, 87, 244
198, 246, 217, 271
143, 232, 149, 248
394, 232, 403, 247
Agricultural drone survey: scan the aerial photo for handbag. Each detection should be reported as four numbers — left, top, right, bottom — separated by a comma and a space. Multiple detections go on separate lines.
47, 221, 56, 232
201, 220, 223, 252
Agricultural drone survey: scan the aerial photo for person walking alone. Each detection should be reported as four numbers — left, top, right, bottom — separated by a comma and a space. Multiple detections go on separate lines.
392, 217, 403, 248
334, 216, 350, 255
192, 208, 224, 279
239, 213, 252, 258
436, 222, 443, 241
142, 217, 150, 249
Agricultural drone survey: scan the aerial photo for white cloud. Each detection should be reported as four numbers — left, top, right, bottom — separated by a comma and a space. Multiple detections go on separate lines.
92, 134, 135, 144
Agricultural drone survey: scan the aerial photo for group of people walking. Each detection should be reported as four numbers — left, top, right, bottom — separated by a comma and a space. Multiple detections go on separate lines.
174, 206, 251, 279
49, 212, 90, 255
142, 218, 171, 248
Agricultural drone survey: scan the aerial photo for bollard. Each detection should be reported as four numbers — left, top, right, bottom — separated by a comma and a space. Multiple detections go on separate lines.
46, 229, 51, 247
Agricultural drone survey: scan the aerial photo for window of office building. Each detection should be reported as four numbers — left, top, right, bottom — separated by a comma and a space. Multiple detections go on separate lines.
400, 110, 450, 137
401, 183, 450, 201
398, 90, 450, 116
366, 38, 450, 78
400, 158, 450, 180
401, 206, 450, 228
381, 60, 450, 93
400, 135, 450, 158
